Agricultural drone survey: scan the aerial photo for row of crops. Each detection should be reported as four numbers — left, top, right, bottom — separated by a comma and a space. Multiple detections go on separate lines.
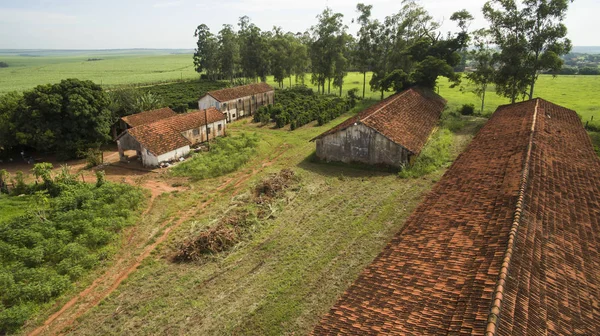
253, 86, 357, 130
139, 80, 227, 112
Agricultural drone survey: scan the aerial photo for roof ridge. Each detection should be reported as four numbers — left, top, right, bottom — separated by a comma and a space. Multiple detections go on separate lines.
360, 89, 411, 124
485, 98, 540, 336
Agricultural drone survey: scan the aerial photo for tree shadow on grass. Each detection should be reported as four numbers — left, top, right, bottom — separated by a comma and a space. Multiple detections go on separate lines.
297, 151, 398, 178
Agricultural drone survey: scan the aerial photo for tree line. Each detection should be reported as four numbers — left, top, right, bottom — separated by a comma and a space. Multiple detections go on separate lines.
193, 1, 472, 99
194, 0, 573, 106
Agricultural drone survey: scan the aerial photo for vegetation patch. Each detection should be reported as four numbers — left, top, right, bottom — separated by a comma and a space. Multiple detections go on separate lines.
174, 169, 299, 263
139, 80, 227, 112
0, 165, 144, 334
253, 86, 355, 130
171, 133, 259, 180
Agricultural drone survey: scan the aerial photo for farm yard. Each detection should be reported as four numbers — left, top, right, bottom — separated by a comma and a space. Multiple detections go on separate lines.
10, 106, 486, 336
1, 0, 600, 332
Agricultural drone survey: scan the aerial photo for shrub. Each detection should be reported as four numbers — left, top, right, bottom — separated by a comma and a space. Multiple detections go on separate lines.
171, 133, 259, 180
0, 181, 144, 333
0, 61, 8, 68
399, 128, 453, 178
459, 103, 475, 116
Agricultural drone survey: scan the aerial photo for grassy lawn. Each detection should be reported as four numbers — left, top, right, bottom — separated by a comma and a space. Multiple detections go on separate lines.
0, 194, 32, 223
57, 111, 485, 336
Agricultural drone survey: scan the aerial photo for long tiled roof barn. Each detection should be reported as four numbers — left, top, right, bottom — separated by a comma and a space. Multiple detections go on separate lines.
312, 98, 600, 335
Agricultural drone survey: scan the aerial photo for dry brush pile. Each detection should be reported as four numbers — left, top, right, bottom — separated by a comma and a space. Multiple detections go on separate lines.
173, 169, 299, 262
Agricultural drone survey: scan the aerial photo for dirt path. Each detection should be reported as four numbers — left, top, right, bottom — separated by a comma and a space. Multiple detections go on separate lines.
28, 144, 289, 336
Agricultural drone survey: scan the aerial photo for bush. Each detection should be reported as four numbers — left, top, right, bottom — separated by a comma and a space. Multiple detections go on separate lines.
0, 61, 8, 68
253, 86, 351, 130
0, 181, 144, 333
171, 133, 259, 180
579, 67, 600, 75
459, 103, 475, 116
399, 128, 453, 178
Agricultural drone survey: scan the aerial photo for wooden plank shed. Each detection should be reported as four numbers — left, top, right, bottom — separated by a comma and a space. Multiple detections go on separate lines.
311, 87, 446, 168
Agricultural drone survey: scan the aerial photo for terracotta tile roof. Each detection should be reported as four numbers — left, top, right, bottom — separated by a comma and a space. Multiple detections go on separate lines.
311, 87, 446, 154
205, 82, 274, 102
121, 107, 177, 128
312, 98, 600, 335
127, 107, 225, 156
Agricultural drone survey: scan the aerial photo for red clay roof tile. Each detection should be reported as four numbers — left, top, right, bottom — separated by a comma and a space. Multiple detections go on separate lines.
127, 107, 225, 156
311, 98, 600, 335
312, 87, 446, 154
206, 82, 273, 102
121, 107, 177, 128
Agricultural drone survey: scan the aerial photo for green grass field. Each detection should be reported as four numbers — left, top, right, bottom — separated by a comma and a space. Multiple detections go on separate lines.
0, 53, 199, 94
267, 72, 600, 121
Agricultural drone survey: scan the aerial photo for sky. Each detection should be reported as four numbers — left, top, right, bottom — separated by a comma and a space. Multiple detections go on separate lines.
0, 0, 598, 49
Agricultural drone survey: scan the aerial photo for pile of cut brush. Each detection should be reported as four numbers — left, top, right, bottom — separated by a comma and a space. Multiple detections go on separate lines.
254, 169, 297, 203
173, 169, 299, 263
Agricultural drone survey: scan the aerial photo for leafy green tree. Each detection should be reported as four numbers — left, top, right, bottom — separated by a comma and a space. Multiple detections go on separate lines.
354, 3, 377, 98
483, 0, 572, 101
193, 24, 220, 80
450, 9, 475, 71
132, 92, 164, 112
466, 29, 497, 113
369, 1, 470, 96
13, 79, 111, 159
238, 16, 270, 82
0, 92, 21, 153
310, 8, 346, 94
218, 24, 240, 83
333, 32, 353, 96
270, 27, 291, 88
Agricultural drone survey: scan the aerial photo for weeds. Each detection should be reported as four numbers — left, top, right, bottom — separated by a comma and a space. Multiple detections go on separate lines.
171, 133, 259, 180
399, 128, 454, 178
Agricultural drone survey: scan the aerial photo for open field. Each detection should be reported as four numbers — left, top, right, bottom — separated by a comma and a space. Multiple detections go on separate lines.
16, 108, 485, 335
266, 73, 600, 121
0, 52, 198, 94
1, 50, 597, 120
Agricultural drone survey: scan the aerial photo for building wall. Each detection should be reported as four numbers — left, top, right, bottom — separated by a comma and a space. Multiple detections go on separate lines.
139, 146, 191, 167
198, 95, 219, 110
315, 123, 411, 168
200, 90, 275, 123
180, 119, 226, 144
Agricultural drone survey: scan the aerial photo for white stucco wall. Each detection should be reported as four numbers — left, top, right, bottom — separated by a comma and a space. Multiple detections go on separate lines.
140, 145, 191, 167
198, 95, 219, 110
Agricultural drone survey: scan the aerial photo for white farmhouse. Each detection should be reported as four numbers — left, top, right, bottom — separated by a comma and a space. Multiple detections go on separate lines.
198, 83, 274, 123
116, 108, 227, 167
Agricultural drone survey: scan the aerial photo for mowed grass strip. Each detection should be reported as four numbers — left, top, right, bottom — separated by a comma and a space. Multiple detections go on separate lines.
62, 109, 484, 336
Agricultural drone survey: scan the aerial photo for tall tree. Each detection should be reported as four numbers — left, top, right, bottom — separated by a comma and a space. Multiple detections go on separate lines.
270, 27, 291, 88
483, 0, 572, 102
310, 8, 346, 94
13, 79, 111, 159
450, 9, 475, 72
290, 32, 310, 85
466, 29, 497, 113
238, 16, 270, 82
333, 32, 353, 96
218, 24, 240, 83
193, 24, 220, 80
354, 3, 376, 98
